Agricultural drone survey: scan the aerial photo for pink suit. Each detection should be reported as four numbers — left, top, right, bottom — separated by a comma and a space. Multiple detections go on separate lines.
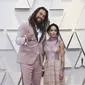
16, 22, 46, 85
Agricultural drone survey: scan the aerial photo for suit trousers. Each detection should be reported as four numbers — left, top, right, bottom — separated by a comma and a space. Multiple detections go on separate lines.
20, 56, 42, 85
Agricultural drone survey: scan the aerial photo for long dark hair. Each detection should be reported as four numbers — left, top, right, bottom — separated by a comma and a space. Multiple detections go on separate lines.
29, 7, 50, 33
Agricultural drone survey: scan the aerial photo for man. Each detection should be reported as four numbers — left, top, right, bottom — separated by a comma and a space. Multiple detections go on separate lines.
16, 7, 49, 85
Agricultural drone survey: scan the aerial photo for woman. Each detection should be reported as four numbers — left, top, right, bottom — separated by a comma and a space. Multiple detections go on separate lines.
43, 23, 65, 85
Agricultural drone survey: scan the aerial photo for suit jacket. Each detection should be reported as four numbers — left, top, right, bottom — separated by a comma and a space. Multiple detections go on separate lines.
16, 22, 46, 65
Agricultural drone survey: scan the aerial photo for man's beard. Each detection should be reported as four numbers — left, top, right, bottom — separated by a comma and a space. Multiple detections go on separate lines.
35, 17, 43, 28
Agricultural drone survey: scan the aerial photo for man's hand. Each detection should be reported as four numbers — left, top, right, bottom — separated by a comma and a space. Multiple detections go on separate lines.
59, 71, 64, 80
25, 33, 34, 41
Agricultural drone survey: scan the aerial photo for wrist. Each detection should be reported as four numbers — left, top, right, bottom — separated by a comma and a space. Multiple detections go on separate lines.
22, 35, 27, 45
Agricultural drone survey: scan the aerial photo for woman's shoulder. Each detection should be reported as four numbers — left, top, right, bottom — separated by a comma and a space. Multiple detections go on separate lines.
44, 39, 50, 45
45, 39, 49, 43
58, 36, 63, 43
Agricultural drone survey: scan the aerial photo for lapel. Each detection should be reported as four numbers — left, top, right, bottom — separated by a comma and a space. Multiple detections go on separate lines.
32, 27, 38, 41
29, 24, 44, 43
39, 31, 44, 43
32, 27, 44, 43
